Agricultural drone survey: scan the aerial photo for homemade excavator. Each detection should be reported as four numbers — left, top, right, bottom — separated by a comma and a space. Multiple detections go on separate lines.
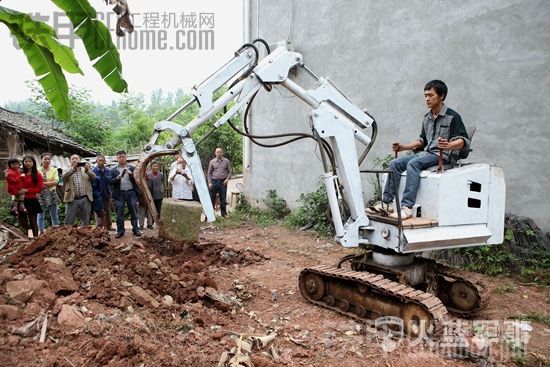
134, 40, 505, 337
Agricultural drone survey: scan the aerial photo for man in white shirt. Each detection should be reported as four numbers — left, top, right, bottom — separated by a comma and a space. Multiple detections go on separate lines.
169, 157, 193, 200
169, 152, 181, 172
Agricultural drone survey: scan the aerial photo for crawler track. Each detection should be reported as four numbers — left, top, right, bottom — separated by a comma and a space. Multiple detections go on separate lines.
348, 251, 490, 318
434, 263, 490, 318
299, 265, 449, 337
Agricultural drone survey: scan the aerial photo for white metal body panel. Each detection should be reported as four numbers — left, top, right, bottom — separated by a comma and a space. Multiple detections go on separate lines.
486, 166, 506, 244
406, 164, 491, 226
403, 224, 492, 252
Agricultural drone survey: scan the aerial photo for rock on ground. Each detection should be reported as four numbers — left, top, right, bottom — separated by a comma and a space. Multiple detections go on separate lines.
158, 198, 202, 243
57, 304, 85, 330
0, 304, 19, 321
130, 286, 160, 308
5, 279, 47, 304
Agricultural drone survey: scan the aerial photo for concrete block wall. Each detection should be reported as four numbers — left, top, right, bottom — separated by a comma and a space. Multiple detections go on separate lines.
243, 0, 550, 231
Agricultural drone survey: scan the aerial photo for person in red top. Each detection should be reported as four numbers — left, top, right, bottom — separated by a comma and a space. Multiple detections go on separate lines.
18, 155, 44, 237
5, 157, 27, 216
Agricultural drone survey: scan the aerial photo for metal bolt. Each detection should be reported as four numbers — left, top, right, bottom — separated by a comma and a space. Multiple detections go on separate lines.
278, 74, 284, 80
269, 59, 273, 63
247, 51, 252, 58
313, 113, 319, 118
295, 57, 300, 61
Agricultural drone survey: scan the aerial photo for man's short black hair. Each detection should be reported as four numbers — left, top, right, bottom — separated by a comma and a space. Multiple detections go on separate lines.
116, 150, 127, 156
424, 80, 448, 100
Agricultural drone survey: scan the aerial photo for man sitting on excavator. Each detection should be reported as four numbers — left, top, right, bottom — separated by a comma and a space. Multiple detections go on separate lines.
369, 80, 470, 220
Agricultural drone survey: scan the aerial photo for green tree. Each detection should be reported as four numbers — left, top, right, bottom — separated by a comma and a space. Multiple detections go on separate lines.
194, 120, 244, 173
108, 93, 154, 154
0, 1, 128, 120
27, 81, 112, 152
111, 88, 244, 172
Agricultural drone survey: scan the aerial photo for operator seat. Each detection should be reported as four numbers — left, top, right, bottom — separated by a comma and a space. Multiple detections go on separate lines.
455, 125, 476, 166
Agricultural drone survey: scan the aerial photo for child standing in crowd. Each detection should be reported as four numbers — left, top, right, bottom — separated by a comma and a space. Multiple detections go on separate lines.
5, 157, 27, 216
19, 155, 44, 237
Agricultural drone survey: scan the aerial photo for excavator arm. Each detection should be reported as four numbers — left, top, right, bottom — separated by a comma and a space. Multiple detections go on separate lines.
135, 41, 375, 247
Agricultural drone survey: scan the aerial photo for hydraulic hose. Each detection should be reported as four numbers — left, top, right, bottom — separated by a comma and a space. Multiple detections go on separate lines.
358, 110, 377, 165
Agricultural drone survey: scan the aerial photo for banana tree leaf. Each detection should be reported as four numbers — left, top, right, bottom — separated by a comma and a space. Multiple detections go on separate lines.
7, 24, 70, 120
0, 6, 82, 75
51, 0, 128, 93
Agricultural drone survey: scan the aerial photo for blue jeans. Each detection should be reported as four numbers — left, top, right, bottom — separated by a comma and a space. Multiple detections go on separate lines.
115, 190, 139, 235
37, 203, 59, 231
382, 152, 441, 208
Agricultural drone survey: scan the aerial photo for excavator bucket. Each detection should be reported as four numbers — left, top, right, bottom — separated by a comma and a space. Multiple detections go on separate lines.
133, 149, 179, 222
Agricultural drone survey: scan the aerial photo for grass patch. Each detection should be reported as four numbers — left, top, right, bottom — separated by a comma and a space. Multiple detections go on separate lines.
495, 282, 516, 294
433, 237, 550, 286
509, 312, 550, 327
226, 187, 334, 240
285, 183, 332, 238
226, 192, 283, 228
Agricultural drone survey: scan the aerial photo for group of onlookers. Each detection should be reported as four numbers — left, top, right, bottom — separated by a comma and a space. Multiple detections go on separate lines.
5, 151, 138, 238
5, 147, 233, 238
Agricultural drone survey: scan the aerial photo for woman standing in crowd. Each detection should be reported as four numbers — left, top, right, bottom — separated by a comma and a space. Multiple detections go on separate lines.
37, 152, 60, 234
19, 155, 43, 237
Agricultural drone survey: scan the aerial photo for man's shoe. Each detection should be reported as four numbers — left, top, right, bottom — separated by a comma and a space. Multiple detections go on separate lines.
366, 201, 394, 214
133, 231, 142, 237
139, 226, 144, 230
147, 225, 154, 229
115, 232, 124, 239
390, 206, 413, 220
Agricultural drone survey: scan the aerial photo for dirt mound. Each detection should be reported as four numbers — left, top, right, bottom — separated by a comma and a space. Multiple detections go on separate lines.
5, 226, 266, 305
0, 225, 268, 366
